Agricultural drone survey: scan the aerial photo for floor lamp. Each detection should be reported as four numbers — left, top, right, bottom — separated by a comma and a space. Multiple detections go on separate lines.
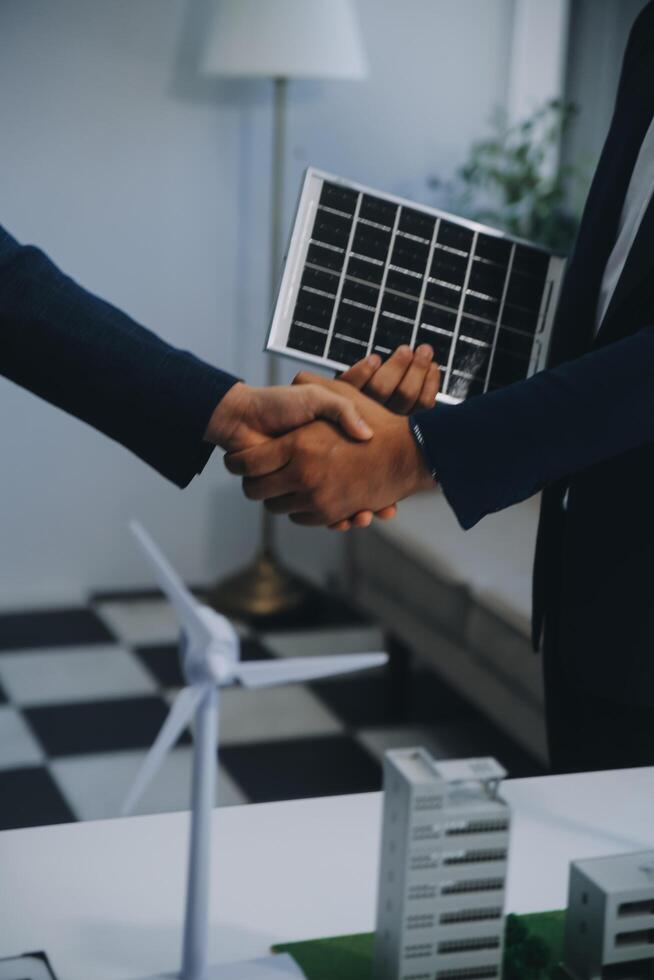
203, 0, 367, 619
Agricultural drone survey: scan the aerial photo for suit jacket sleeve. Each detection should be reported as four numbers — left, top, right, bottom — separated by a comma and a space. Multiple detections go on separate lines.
0, 225, 239, 487
410, 325, 654, 529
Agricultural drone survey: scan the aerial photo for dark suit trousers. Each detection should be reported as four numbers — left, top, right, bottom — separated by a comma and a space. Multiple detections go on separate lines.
543, 620, 654, 773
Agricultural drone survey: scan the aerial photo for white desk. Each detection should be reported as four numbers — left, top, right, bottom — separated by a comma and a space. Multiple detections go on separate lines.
2, 767, 653, 980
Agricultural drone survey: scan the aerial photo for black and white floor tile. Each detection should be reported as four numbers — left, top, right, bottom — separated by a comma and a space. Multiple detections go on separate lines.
0, 594, 543, 831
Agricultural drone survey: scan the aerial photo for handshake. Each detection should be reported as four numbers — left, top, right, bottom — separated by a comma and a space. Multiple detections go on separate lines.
204, 345, 439, 530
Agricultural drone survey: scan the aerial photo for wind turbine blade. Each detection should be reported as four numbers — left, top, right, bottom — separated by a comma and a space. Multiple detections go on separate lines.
130, 521, 210, 642
120, 685, 204, 816
233, 652, 388, 689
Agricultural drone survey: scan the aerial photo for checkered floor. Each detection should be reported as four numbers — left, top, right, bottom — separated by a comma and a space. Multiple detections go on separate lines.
0, 594, 543, 831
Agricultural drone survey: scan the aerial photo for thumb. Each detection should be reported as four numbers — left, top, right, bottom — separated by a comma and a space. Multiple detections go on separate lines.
306, 385, 373, 441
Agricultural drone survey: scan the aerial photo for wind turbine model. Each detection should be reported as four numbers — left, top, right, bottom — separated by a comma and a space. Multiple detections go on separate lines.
122, 521, 388, 980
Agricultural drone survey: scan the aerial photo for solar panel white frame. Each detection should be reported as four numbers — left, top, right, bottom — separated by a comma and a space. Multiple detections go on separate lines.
266, 168, 566, 404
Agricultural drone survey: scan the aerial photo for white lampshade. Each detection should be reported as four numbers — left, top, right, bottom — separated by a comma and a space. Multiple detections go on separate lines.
202, 0, 368, 80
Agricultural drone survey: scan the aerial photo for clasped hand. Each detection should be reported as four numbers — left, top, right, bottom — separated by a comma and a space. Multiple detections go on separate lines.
206, 345, 438, 530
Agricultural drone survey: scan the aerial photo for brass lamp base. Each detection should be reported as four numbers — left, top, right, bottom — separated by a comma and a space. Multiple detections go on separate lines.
207, 549, 309, 620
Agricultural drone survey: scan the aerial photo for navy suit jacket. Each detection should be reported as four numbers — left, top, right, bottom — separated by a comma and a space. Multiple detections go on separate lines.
412, 2, 654, 704
0, 226, 238, 487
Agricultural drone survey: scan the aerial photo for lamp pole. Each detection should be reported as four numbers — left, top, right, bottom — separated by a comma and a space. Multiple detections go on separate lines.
204, 0, 367, 621
209, 76, 307, 619
262, 76, 287, 549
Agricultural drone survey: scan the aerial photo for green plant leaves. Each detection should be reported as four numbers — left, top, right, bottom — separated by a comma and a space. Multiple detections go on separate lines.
429, 98, 589, 253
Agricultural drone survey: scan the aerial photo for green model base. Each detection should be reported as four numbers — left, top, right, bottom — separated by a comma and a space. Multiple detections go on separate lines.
273, 909, 568, 980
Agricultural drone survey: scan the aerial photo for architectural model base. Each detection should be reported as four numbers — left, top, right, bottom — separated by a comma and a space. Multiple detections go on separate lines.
134, 952, 306, 979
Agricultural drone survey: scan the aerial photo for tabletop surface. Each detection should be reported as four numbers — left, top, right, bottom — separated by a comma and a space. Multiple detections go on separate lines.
1, 766, 653, 980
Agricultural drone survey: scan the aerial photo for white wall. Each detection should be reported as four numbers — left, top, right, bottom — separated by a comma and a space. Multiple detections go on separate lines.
562, 0, 649, 207
0, 0, 514, 607
506, 0, 569, 125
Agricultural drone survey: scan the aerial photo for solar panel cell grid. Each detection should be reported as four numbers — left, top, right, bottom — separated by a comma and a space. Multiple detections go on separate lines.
475, 232, 512, 264
359, 193, 397, 225
437, 220, 473, 253
399, 207, 436, 239
288, 323, 327, 358
430, 248, 468, 281
416, 331, 453, 366
268, 170, 564, 404
391, 237, 430, 274
328, 334, 365, 366
425, 280, 462, 311
320, 181, 357, 213
468, 260, 506, 298
353, 226, 392, 262
463, 292, 500, 320
386, 267, 423, 296
306, 242, 344, 272
293, 292, 333, 330
312, 210, 352, 249
421, 307, 457, 332
501, 301, 539, 332
342, 276, 376, 302
374, 318, 413, 352
512, 243, 550, 277
347, 254, 384, 284
459, 316, 495, 344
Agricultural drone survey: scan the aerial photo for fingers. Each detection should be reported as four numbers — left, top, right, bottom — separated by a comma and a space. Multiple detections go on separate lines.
337, 353, 382, 390
349, 505, 396, 525
289, 512, 328, 527
307, 385, 373, 440
329, 511, 375, 531
290, 374, 373, 440
330, 504, 398, 531
264, 493, 308, 514
329, 519, 353, 531
243, 469, 302, 502
225, 435, 294, 478
328, 513, 372, 531
348, 344, 436, 413
386, 345, 435, 414
415, 362, 440, 410
292, 369, 323, 386
359, 345, 413, 404
293, 349, 439, 416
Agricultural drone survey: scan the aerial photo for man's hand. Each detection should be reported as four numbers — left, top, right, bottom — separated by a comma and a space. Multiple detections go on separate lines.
225, 376, 435, 527
204, 381, 373, 452
340, 344, 440, 412
329, 344, 440, 529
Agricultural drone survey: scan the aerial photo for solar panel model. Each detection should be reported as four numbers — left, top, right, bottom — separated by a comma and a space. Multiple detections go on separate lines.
266, 169, 566, 404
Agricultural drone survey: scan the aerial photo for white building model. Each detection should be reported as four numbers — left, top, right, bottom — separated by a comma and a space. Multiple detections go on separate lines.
564, 851, 654, 980
373, 748, 511, 980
